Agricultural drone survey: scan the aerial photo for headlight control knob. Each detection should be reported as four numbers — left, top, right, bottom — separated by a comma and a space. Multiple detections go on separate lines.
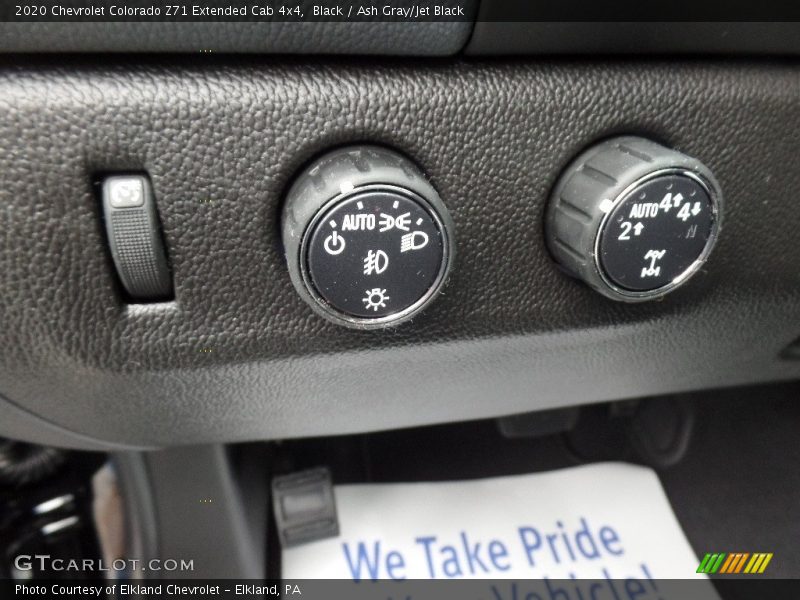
282, 146, 455, 329
546, 136, 722, 301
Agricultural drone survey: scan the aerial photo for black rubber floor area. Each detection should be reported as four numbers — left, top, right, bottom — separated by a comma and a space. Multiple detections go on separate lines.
275, 381, 800, 582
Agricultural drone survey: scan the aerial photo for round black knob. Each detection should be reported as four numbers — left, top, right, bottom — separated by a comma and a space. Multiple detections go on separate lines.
282, 146, 455, 329
546, 136, 722, 301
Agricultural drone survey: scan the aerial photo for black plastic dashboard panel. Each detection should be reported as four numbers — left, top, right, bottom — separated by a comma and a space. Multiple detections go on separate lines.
0, 22, 473, 55
466, 23, 800, 55
1, 58, 800, 449
6, 22, 800, 56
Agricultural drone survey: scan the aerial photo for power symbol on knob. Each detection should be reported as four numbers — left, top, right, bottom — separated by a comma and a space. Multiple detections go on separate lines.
323, 231, 346, 255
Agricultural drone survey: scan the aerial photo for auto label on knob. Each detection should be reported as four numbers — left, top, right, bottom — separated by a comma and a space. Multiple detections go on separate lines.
305, 188, 446, 320
597, 171, 717, 294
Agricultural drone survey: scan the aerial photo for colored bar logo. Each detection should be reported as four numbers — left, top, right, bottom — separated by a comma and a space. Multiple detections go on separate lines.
697, 552, 773, 574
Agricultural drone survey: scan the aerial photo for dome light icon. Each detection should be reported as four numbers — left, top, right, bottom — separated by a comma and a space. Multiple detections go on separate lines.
363, 288, 390, 312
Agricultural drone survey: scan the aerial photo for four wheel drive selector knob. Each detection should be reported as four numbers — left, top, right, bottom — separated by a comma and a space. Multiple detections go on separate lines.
282, 146, 455, 329
546, 136, 723, 301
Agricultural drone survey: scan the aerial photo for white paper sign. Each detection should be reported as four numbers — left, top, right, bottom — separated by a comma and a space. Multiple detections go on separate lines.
283, 463, 717, 597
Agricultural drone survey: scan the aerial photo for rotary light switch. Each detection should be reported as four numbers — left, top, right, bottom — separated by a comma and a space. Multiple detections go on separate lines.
282, 146, 455, 329
546, 136, 723, 301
